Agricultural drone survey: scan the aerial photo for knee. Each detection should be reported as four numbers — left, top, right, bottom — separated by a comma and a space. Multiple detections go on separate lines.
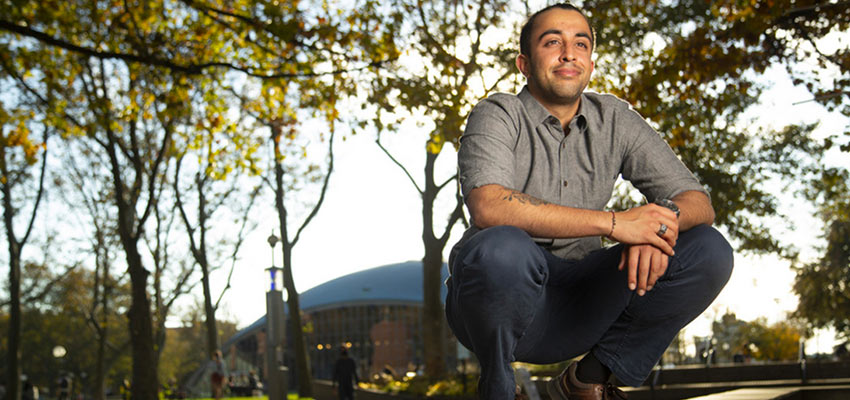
679, 225, 734, 292
455, 226, 547, 290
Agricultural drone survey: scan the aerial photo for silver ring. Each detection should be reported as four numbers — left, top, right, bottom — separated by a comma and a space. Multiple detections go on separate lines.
657, 223, 668, 236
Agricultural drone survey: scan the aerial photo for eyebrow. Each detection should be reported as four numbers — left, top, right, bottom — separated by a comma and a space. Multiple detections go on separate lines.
537, 29, 593, 44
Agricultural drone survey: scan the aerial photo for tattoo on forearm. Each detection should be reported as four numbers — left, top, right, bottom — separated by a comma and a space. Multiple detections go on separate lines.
502, 190, 549, 206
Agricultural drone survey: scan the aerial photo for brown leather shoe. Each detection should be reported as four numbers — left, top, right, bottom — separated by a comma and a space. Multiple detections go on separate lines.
515, 384, 528, 400
546, 362, 627, 399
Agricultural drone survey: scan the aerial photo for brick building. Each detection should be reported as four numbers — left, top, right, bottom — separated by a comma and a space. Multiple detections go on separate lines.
218, 261, 460, 386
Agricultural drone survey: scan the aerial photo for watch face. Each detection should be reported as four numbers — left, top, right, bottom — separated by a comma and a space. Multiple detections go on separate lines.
655, 199, 680, 217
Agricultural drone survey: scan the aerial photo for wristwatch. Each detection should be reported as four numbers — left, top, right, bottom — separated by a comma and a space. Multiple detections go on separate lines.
654, 198, 680, 218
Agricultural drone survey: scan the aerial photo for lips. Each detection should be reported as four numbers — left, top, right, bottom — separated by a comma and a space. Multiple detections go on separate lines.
553, 65, 581, 76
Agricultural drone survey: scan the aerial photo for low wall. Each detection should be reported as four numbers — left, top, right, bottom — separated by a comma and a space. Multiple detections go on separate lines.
310, 361, 850, 400
626, 360, 850, 386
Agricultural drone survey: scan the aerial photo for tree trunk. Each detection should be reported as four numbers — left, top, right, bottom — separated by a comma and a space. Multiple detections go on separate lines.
202, 266, 218, 355
2, 136, 47, 400
100, 98, 165, 400
281, 244, 312, 398
3, 146, 23, 400
93, 259, 110, 400
5, 242, 22, 400
197, 174, 219, 357
271, 132, 313, 397
109, 139, 159, 400
124, 243, 159, 400
422, 243, 446, 378
421, 150, 447, 379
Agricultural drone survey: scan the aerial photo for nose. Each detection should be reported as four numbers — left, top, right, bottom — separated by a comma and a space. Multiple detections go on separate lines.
560, 45, 576, 62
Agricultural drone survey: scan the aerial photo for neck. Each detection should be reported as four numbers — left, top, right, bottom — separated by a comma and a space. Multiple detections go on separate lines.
548, 101, 580, 130
527, 86, 581, 130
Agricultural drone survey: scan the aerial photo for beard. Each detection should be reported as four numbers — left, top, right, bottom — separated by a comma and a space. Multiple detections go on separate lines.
537, 80, 584, 105
527, 63, 589, 106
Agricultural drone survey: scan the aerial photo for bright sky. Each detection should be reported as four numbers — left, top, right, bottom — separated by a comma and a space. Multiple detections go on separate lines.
208, 59, 848, 358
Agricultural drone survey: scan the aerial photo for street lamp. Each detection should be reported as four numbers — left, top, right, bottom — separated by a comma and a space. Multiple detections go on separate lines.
52, 345, 66, 359
53, 345, 69, 400
267, 233, 283, 291
265, 232, 287, 400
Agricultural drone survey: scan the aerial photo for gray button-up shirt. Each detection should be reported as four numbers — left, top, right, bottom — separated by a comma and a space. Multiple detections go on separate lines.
453, 86, 708, 261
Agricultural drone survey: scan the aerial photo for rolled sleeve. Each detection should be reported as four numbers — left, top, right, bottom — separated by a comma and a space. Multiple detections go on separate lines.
618, 105, 708, 201
458, 98, 519, 196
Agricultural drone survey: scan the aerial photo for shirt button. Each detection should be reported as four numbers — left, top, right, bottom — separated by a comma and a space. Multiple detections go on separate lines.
563, 180, 568, 187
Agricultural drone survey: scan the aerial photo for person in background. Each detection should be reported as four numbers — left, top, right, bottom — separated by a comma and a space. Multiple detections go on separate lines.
209, 350, 227, 400
119, 379, 131, 400
332, 348, 359, 400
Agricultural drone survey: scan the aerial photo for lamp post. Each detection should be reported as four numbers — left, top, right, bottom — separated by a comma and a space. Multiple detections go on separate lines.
265, 233, 287, 400
52, 346, 68, 400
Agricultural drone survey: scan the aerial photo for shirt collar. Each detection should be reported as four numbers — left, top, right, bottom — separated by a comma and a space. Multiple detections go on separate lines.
519, 85, 588, 133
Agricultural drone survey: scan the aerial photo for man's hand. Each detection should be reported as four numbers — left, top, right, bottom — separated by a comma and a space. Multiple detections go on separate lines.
618, 244, 669, 296
609, 203, 680, 255
611, 202, 685, 296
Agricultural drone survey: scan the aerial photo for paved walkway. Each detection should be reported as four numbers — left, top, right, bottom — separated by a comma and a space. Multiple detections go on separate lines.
685, 387, 798, 400
687, 384, 850, 399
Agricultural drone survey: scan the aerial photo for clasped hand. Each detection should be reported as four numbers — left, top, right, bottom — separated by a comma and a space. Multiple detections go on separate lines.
608, 203, 680, 296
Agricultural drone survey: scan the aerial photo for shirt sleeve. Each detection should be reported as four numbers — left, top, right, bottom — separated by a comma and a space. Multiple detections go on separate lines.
458, 97, 520, 197
617, 104, 708, 201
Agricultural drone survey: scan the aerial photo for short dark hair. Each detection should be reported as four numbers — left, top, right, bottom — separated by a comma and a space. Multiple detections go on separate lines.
519, 3, 595, 57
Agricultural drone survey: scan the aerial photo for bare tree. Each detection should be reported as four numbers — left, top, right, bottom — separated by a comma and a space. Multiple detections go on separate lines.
268, 119, 336, 398
173, 145, 262, 358
1, 119, 48, 400
61, 139, 132, 400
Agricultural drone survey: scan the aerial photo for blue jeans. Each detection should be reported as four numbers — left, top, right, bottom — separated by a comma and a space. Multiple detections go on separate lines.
445, 225, 733, 399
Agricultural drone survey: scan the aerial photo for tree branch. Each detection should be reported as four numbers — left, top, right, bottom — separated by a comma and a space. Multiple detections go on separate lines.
0, 54, 88, 132
414, 3, 462, 70
136, 104, 174, 237
437, 186, 466, 246
782, 1, 850, 18
484, 68, 516, 96
292, 128, 335, 246
436, 173, 458, 192
791, 90, 848, 105
14, 264, 78, 307
215, 184, 261, 310
0, 19, 395, 79
376, 132, 423, 194
20, 125, 48, 245
173, 154, 204, 264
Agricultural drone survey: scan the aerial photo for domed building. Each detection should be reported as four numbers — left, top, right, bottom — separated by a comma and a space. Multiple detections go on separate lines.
216, 261, 462, 387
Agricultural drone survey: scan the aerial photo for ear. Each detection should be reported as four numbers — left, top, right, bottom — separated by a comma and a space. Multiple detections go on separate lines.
516, 54, 529, 77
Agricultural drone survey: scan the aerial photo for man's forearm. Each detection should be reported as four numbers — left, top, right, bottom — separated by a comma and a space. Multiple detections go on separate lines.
466, 184, 613, 238
671, 190, 715, 231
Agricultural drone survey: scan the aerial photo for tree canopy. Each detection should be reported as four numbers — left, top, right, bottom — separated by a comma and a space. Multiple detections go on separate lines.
795, 155, 847, 334
2, 0, 398, 399
712, 312, 806, 362
587, 0, 849, 254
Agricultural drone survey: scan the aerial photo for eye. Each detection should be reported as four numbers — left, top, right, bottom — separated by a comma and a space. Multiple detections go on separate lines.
544, 38, 560, 46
